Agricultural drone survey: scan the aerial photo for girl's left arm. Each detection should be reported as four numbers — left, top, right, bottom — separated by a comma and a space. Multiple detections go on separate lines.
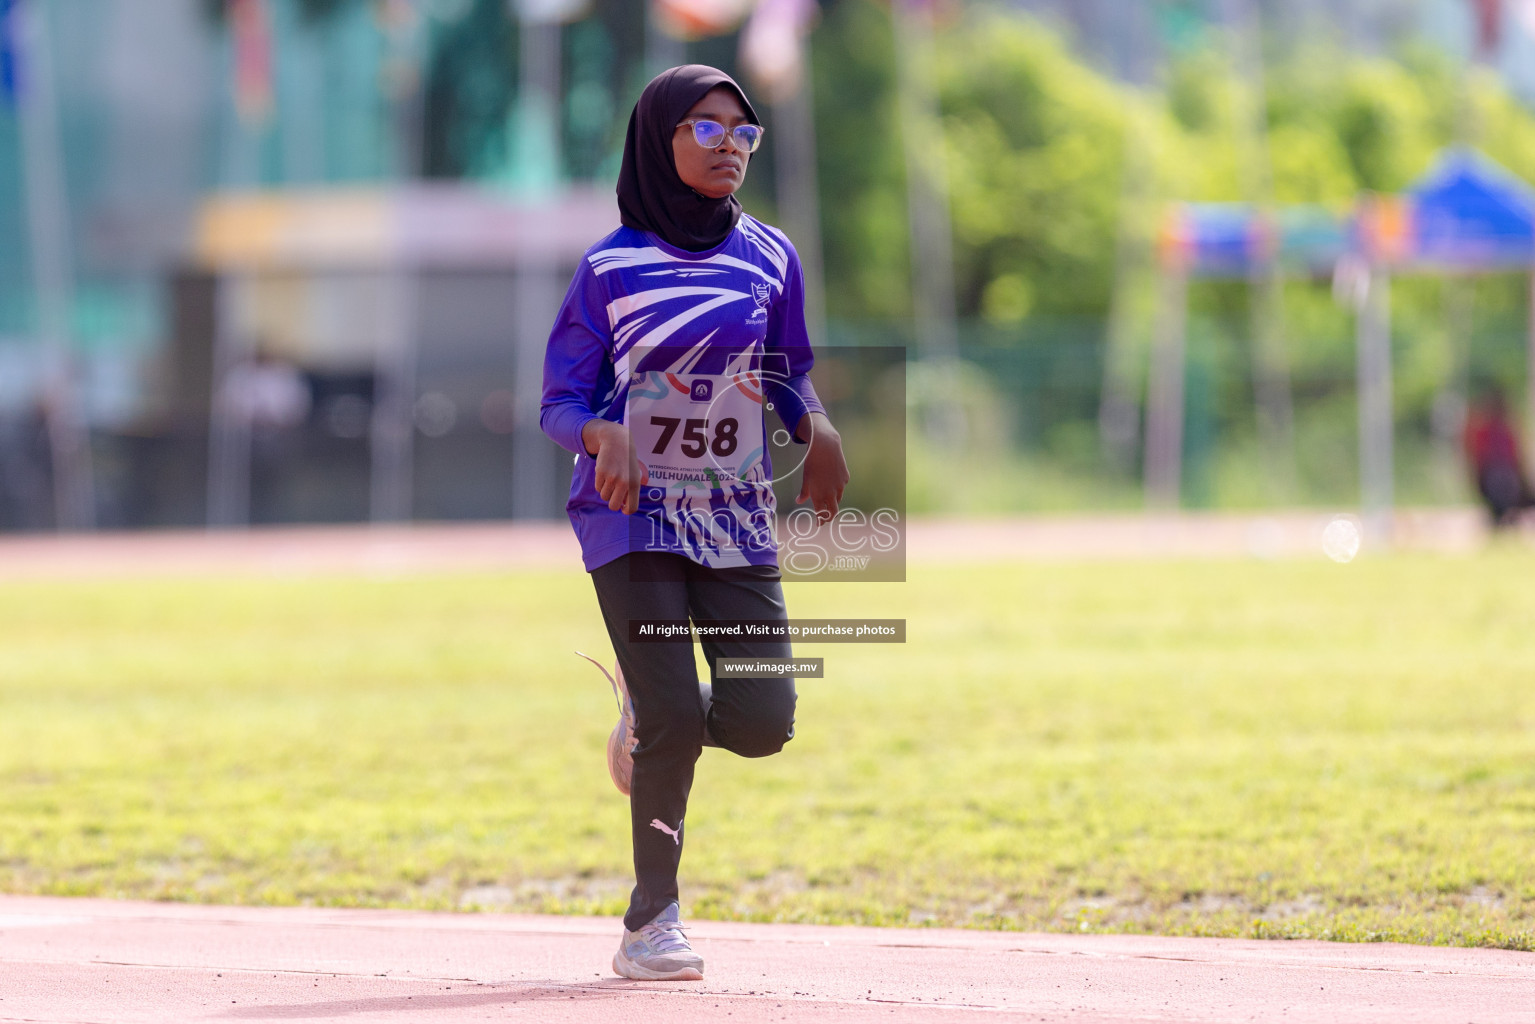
793, 410, 848, 522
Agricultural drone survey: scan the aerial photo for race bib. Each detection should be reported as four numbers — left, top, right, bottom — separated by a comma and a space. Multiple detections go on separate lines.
627, 369, 766, 495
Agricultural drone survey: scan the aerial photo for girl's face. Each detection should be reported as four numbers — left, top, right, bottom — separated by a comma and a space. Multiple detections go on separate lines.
671, 85, 752, 199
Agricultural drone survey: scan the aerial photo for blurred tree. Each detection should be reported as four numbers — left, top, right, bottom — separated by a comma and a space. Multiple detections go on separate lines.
562, 18, 619, 181
1165, 47, 1228, 136
295, 0, 350, 21
420, 0, 641, 182
1331, 61, 1439, 192
809, 0, 910, 322
202, 0, 352, 24
935, 12, 1140, 319
421, 0, 515, 179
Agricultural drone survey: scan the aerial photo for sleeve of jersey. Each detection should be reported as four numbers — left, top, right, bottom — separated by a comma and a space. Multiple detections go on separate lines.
762, 239, 826, 442
540, 262, 613, 458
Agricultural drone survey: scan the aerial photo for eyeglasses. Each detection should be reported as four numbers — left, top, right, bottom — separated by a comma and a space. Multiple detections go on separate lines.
675, 119, 765, 153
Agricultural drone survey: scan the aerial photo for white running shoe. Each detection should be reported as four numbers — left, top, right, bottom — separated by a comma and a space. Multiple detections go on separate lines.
575, 651, 638, 796
613, 903, 704, 981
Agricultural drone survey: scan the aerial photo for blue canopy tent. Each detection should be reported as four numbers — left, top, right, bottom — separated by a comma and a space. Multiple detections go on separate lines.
1348, 149, 1535, 535
1146, 149, 1535, 536
1410, 148, 1535, 270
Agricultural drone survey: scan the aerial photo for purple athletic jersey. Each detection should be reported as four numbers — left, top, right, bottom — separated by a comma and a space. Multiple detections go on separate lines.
541, 216, 824, 572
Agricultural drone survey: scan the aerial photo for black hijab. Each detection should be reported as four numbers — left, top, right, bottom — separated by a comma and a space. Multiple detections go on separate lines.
617, 64, 760, 253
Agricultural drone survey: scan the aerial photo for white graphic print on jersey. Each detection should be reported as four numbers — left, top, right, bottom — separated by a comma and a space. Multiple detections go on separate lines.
590, 246, 784, 294
738, 217, 789, 278
606, 287, 758, 379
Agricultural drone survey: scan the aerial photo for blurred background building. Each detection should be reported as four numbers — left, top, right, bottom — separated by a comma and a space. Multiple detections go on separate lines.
3, 0, 1535, 530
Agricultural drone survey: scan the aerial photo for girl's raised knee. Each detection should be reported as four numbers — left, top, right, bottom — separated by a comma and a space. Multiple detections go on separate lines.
720, 692, 796, 758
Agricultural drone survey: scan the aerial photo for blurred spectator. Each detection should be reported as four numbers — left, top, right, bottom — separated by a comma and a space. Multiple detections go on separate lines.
0, 400, 54, 530
1462, 387, 1532, 528
223, 350, 311, 433
222, 349, 311, 522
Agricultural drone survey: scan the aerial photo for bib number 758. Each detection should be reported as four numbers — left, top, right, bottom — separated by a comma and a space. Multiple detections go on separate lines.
648, 416, 739, 458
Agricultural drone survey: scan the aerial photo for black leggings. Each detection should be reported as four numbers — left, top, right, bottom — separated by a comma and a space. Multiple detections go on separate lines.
590, 551, 797, 931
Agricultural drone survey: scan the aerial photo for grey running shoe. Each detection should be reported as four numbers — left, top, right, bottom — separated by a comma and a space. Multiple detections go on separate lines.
613, 903, 704, 981
575, 651, 637, 796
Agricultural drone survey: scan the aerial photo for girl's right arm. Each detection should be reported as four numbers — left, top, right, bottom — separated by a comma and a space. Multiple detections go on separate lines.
583, 419, 647, 514
540, 265, 611, 457
541, 260, 646, 514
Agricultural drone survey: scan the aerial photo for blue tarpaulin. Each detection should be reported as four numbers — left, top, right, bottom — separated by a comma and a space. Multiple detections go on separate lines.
1407, 148, 1535, 269
1162, 203, 1349, 278
1163, 150, 1535, 277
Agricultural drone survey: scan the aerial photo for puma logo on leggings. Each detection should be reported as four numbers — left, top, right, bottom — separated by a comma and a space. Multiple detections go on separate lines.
650, 818, 681, 845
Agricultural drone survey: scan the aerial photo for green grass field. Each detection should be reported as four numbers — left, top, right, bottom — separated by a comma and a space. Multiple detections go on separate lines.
3, 550, 1534, 948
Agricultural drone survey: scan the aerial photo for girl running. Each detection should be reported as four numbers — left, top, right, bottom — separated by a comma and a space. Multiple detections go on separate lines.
541, 64, 848, 981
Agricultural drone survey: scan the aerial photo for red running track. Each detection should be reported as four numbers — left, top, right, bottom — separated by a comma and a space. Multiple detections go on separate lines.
1, 895, 1531, 1023
0, 510, 1503, 582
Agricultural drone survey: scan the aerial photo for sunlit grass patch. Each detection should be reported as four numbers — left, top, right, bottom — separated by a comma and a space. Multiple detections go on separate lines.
2, 551, 1533, 948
